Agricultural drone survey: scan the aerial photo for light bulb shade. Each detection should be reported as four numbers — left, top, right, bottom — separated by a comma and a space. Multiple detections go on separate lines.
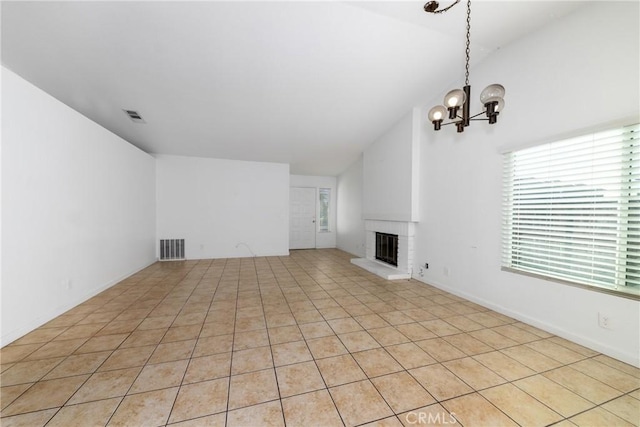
480, 84, 505, 104
444, 89, 466, 108
484, 97, 505, 113
428, 105, 447, 122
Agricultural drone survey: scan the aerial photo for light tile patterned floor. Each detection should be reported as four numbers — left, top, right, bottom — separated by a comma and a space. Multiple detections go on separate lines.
1, 249, 639, 426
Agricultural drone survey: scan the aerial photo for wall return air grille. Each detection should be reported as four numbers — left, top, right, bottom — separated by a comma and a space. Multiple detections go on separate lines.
160, 239, 185, 261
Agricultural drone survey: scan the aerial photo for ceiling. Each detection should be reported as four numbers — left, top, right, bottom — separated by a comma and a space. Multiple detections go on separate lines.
1, 1, 586, 176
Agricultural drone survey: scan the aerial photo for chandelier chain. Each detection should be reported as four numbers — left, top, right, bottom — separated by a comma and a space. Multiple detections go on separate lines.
464, 0, 471, 86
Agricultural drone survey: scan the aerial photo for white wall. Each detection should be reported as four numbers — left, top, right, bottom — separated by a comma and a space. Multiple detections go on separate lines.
363, 109, 420, 222
1, 67, 157, 346
156, 155, 289, 259
290, 175, 337, 249
337, 156, 365, 257
414, 2, 640, 365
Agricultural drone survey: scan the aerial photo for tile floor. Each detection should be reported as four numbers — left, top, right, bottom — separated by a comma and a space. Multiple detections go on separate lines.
1, 249, 639, 427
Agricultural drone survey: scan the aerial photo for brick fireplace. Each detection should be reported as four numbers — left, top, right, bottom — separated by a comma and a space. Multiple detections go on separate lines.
351, 220, 416, 280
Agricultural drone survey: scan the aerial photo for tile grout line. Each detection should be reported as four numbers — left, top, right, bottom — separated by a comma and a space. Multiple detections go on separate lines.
164, 259, 218, 426
276, 256, 348, 427
45, 266, 187, 426
102, 260, 197, 427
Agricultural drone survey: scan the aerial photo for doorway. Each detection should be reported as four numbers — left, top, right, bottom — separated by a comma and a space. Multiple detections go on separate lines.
290, 187, 316, 249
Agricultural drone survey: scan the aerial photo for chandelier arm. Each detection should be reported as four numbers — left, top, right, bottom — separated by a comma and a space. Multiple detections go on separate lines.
439, 111, 493, 127
467, 110, 488, 120
437, 121, 461, 128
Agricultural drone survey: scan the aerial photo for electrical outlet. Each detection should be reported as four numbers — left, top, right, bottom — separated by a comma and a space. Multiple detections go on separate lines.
598, 312, 611, 329
419, 267, 424, 277
424, 263, 429, 269
443, 267, 450, 277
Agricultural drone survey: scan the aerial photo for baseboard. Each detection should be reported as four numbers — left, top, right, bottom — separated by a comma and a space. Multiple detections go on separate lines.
0, 259, 157, 347
411, 274, 640, 368
336, 245, 365, 258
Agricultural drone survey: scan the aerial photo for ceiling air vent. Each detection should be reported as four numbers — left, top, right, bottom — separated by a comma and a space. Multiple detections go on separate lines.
123, 109, 145, 123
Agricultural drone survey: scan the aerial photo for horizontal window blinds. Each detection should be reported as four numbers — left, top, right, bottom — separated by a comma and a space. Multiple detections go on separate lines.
502, 123, 640, 296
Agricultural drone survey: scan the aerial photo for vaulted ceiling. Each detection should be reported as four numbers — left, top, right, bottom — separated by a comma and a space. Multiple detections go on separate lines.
1, 1, 586, 175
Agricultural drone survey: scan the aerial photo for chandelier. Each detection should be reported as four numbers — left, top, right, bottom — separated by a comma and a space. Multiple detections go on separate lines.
424, 0, 505, 133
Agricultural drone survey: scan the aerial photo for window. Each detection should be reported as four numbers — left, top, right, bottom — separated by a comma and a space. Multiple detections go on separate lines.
318, 188, 331, 232
502, 123, 640, 298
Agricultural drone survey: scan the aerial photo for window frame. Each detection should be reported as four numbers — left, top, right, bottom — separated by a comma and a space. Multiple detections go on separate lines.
501, 122, 640, 300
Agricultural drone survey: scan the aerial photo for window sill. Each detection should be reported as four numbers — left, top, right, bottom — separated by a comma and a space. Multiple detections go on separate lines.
501, 267, 640, 301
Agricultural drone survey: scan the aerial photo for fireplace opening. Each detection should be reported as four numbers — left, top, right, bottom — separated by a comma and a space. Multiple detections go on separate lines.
375, 232, 398, 267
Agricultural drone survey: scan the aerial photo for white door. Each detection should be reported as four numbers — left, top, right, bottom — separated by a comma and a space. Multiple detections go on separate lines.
290, 187, 316, 249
